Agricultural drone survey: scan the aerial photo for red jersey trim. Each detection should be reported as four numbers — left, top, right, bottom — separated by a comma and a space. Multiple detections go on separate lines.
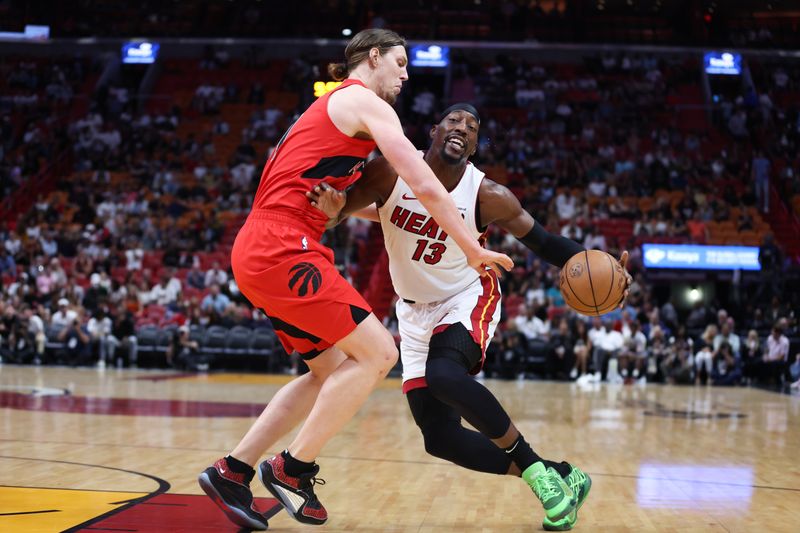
467, 271, 501, 375
402, 377, 427, 394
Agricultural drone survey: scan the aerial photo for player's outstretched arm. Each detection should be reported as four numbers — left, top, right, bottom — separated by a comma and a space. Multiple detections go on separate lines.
335, 88, 512, 277
479, 179, 632, 304
478, 179, 584, 268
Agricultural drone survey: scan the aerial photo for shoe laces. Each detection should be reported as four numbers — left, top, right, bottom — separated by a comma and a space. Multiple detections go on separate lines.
532, 472, 560, 502
299, 474, 326, 503
566, 468, 585, 494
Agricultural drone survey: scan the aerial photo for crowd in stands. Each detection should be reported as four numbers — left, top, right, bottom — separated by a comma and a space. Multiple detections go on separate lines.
398, 50, 800, 389
1, 55, 95, 204
1, 49, 799, 390
5, 1, 800, 49
443, 51, 798, 388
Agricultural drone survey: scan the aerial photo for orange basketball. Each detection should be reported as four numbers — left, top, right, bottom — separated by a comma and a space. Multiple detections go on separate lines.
559, 250, 627, 316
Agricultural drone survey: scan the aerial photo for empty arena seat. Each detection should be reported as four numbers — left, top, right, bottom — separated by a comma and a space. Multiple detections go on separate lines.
136, 326, 160, 352
202, 325, 228, 356
225, 326, 253, 355
189, 325, 206, 345
156, 327, 176, 354
249, 328, 276, 357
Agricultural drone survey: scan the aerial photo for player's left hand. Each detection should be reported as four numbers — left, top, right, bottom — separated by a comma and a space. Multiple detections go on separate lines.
467, 247, 514, 278
616, 250, 633, 309
306, 182, 346, 220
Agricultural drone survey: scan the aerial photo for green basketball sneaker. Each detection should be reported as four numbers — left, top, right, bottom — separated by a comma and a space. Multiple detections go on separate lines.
543, 508, 576, 531
522, 462, 576, 522
542, 464, 592, 531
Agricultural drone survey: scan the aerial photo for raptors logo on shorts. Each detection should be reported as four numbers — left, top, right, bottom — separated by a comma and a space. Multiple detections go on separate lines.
288, 262, 323, 296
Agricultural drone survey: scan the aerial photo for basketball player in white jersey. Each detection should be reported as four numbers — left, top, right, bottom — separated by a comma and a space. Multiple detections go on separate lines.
308, 103, 631, 530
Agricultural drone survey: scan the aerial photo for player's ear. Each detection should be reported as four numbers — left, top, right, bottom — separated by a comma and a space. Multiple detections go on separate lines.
369, 47, 381, 67
429, 125, 437, 139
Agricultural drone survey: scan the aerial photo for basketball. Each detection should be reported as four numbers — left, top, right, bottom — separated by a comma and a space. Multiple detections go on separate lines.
559, 250, 627, 316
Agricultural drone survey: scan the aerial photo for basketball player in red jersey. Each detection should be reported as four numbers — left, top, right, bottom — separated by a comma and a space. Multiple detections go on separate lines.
198, 30, 513, 530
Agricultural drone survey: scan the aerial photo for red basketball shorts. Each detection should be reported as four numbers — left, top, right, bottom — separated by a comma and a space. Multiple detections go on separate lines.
231, 212, 371, 359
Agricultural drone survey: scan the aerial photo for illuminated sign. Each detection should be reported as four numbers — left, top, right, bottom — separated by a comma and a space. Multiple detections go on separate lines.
642, 244, 760, 270
704, 52, 741, 75
410, 45, 449, 68
314, 81, 342, 97
0, 24, 50, 41
122, 41, 160, 64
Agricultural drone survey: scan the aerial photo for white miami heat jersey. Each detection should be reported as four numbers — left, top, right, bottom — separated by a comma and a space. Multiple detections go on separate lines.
378, 163, 485, 304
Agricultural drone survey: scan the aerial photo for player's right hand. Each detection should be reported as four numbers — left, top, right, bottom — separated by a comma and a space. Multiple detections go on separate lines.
306, 182, 346, 220
616, 250, 633, 309
467, 248, 513, 277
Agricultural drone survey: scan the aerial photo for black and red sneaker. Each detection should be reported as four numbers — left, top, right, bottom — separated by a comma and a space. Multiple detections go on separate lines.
258, 454, 328, 525
198, 457, 269, 530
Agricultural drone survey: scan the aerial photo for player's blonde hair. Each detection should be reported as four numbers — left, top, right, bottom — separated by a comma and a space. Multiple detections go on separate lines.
327, 28, 406, 81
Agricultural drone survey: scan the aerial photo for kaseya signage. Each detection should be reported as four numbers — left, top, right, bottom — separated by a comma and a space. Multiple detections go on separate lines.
410, 45, 450, 68
122, 41, 160, 64
643, 244, 760, 271
704, 51, 741, 75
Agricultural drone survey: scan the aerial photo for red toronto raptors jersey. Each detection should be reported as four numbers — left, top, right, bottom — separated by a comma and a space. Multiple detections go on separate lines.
252, 79, 376, 236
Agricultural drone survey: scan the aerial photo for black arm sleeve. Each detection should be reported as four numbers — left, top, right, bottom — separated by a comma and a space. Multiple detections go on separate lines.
518, 222, 585, 268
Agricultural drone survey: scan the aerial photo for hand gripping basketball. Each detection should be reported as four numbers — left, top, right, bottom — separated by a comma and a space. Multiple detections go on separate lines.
559, 250, 632, 316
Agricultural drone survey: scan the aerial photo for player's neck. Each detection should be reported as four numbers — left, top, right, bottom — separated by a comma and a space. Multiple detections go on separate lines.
348, 67, 376, 92
424, 153, 466, 192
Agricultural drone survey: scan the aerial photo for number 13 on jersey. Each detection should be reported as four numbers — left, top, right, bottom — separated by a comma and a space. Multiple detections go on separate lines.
411, 239, 447, 265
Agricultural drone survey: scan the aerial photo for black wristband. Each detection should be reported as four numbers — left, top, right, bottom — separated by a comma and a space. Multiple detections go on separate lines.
518, 222, 585, 268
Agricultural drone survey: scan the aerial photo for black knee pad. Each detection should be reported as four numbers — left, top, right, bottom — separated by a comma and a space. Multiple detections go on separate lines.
407, 388, 462, 458
428, 323, 481, 371
407, 387, 460, 430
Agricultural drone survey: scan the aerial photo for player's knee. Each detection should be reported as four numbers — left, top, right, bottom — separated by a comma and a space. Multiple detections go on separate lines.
381, 344, 400, 375
420, 425, 453, 460
425, 372, 462, 400
425, 357, 463, 398
422, 434, 448, 460
372, 334, 398, 376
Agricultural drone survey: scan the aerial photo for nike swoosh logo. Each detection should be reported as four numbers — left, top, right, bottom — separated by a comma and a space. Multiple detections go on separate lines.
401, 193, 417, 200
505, 442, 519, 454
219, 467, 226, 473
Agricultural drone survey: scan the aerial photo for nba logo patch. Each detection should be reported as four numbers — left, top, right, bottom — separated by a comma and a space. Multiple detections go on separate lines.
301, 236, 308, 250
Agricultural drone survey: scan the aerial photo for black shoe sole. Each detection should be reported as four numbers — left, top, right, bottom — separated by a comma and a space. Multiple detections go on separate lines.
257, 461, 326, 526
198, 471, 269, 530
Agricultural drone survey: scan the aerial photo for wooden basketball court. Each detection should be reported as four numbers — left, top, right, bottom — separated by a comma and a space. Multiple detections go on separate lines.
1, 365, 798, 532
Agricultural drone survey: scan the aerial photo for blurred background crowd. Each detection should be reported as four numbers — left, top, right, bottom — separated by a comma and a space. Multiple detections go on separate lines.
1, 0, 799, 391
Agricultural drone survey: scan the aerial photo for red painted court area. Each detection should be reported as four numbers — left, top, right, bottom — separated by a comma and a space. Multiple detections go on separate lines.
77, 493, 282, 532
0, 392, 266, 417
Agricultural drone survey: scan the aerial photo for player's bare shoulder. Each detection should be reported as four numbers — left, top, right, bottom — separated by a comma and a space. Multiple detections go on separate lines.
478, 178, 519, 206
328, 83, 380, 137
478, 178, 524, 226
